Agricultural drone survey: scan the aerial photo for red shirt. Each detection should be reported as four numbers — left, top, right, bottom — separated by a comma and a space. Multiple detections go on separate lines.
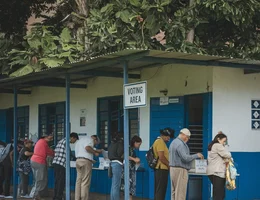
31, 139, 54, 165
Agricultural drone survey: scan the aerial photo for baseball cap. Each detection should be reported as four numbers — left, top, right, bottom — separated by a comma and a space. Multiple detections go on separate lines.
160, 127, 175, 138
180, 128, 191, 137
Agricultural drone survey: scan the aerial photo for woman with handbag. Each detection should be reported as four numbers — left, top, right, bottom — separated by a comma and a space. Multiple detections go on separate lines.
18, 139, 34, 198
207, 131, 232, 200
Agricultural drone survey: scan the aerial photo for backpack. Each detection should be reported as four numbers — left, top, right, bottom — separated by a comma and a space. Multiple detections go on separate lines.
145, 146, 158, 169
0, 144, 12, 163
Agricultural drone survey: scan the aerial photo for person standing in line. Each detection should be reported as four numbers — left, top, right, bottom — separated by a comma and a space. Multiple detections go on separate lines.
0, 142, 14, 198
169, 128, 204, 200
121, 135, 142, 200
30, 134, 54, 200
207, 132, 232, 200
18, 139, 34, 198
0, 140, 6, 198
52, 132, 79, 200
75, 135, 102, 200
108, 131, 124, 200
152, 127, 175, 200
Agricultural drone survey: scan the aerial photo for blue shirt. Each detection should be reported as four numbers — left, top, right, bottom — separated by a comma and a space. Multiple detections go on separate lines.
169, 137, 199, 170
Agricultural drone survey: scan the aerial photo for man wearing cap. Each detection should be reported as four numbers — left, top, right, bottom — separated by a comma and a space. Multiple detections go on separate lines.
169, 128, 204, 200
52, 132, 79, 200
75, 135, 102, 200
152, 127, 175, 200
30, 134, 54, 200
18, 139, 34, 198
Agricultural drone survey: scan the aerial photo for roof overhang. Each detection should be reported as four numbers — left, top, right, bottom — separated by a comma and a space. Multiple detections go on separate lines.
1, 49, 260, 93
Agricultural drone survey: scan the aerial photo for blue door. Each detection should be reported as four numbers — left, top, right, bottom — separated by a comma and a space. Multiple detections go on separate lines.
0, 109, 7, 142
149, 97, 185, 200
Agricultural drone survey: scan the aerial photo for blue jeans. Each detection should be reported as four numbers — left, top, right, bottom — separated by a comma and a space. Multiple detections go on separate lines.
110, 162, 123, 200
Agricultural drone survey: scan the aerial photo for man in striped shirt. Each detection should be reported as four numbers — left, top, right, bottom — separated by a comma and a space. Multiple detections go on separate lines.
52, 132, 79, 200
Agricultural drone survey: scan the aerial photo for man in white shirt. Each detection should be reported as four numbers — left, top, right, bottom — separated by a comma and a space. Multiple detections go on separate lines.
74, 135, 102, 200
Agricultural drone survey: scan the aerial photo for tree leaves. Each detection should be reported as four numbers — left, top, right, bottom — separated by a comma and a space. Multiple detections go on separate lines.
129, 0, 141, 7
39, 58, 66, 68
3, 0, 260, 77
60, 28, 72, 43
10, 64, 34, 77
6, 26, 84, 77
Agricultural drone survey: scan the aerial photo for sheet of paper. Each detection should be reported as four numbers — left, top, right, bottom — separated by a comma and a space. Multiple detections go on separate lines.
99, 157, 105, 169
70, 161, 76, 168
135, 163, 140, 171
195, 159, 207, 174
102, 150, 109, 160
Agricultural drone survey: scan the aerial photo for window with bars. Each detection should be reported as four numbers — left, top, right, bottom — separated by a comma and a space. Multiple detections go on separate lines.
39, 102, 65, 146
97, 97, 139, 149
186, 95, 203, 154
17, 106, 29, 139
8, 106, 29, 140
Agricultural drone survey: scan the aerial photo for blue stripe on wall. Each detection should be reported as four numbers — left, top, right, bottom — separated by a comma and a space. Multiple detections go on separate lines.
32, 151, 260, 200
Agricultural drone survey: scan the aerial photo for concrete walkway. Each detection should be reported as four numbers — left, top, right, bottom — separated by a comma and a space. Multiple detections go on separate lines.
4, 190, 148, 200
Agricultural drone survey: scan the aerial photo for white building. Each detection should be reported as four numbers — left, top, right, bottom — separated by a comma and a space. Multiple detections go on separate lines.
0, 50, 259, 199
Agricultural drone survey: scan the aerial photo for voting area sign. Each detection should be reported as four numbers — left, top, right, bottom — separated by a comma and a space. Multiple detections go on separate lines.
124, 81, 147, 109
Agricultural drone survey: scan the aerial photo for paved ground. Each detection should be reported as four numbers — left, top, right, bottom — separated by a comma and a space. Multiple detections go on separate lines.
2, 190, 148, 200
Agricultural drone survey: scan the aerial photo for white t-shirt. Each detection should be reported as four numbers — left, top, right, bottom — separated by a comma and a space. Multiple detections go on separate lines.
75, 136, 94, 161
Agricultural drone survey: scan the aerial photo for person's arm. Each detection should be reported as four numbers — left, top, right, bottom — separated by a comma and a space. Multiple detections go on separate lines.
117, 142, 124, 158
176, 145, 199, 163
85, 146, 100, 157
95, 149, 103, 154
24, 151, 33, 157
157, 151, 169, 168
154, 140, 169, 168
129, 156, 140, 163
10, 150, 14, 165
216, 144, 231, 159
46, 147, 55, 157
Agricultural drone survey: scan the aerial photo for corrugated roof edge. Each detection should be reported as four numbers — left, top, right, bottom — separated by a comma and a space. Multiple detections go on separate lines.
1, 48, 260, 87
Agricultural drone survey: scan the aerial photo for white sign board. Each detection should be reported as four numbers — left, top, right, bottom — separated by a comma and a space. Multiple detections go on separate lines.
160, 96, 169, 105
195, 159, 207, 174
124, 81, 147, 109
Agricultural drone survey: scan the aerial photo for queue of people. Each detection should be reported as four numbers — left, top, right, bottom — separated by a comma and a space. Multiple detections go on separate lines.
0, 127, 232, 200
149, 128, 232, 200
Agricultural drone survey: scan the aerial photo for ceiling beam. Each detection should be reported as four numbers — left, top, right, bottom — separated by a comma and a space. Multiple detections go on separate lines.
0, 89, 31, 94
22, 81, 87, 89
244, 69, 260, 74
75, 70, 141, 79
139, 57, 260, 70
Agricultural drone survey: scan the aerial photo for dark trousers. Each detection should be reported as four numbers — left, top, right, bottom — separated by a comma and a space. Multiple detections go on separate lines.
19, 172, 29, 195
53, 164, 65, 200
154, 169, 169, 200
0, 163, 12, 196
208, 175, 226, 200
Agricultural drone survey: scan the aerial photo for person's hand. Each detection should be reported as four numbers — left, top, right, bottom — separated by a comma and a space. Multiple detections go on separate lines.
94, 152, 99, 157
96, 149, 103, 154
197, 153, 204, 159
134, 157, 140, 163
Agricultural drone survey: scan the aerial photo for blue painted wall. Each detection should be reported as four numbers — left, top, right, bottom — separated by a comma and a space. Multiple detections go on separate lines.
225, 152, 260, 200
0, 109, 7, 142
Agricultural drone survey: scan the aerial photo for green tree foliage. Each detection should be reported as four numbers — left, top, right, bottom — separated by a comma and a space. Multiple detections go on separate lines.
85, 0, 260, 58
2, 0, 260, 77
8, 26, 83, 77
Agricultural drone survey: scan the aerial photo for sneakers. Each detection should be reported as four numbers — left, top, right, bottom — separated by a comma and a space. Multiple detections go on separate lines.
4, 196, 13, 199
21, 194, 32, 198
